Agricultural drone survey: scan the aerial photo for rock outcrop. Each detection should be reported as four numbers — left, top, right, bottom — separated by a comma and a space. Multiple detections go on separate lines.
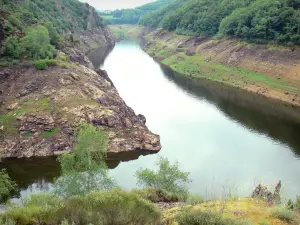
0, 64, 161, 158
251, 181, 282, 203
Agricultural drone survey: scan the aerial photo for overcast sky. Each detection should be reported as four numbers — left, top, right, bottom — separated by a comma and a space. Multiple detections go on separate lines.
79, 0, 156, 10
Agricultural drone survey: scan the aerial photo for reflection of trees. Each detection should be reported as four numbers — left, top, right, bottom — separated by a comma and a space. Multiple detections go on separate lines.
87, 45, 115, 69
160, 64, 300, 156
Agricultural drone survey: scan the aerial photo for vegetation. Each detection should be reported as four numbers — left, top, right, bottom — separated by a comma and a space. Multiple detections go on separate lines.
0, 0, 104, 61
136, 157, 190, 201
270, 206, 297, 222
0, 169, 16, 203
99, 0, 172, 25
176, 210, 252, 225
1, 190, 161, 225
139, 0, 300, 45
54, 123, 115, 197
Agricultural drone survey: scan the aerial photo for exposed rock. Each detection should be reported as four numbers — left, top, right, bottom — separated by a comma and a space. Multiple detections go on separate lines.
0, 64, 161, 158
251, 181, 282, 203
138, 114, 147, 124
186, 49, 195, 56
7, 102, 19, 111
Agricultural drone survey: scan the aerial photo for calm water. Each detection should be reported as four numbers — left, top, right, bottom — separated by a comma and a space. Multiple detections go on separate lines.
2, 40, 300, 200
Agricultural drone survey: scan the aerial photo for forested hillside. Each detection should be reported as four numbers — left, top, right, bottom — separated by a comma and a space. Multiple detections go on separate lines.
99, 0, 172, 25
139, 0, 300, 45
0, 0, 104, 62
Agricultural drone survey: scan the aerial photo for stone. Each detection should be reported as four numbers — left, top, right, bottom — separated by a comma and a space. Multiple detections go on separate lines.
138, 114, 146, 124
252, 181, 282, 203
7, 102, 19, 111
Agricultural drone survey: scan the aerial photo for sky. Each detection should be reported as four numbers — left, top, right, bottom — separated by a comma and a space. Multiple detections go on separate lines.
79, 0, 156, 10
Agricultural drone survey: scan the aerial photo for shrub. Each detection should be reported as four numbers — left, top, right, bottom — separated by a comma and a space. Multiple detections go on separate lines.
54, 123, 114, 197
34, 59, 58, 70
186, 194, 204, 205
270, 207, 296, 222
34, 60, 48, 70
133, 187, 181, 203
0, 61, 9, 68
177, 210, 251, 225
20, 25, 56, 60
60, 55, 69, 61
295, 196, 300, 211
136, 157, 190, 201
0, 169, 17, 203
1, 190, 161, 225
12, 60, 19, 65
3, 36, 20, 59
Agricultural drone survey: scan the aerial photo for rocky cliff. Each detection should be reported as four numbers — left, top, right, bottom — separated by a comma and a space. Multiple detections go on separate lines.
0, 2, 161, 158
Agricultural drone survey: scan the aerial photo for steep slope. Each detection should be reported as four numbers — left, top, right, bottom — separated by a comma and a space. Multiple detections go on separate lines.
0, 0, 161, 158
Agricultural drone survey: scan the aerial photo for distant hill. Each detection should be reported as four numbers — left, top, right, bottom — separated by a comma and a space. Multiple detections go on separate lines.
139, 0, 300, 45
99, 0, 172, 25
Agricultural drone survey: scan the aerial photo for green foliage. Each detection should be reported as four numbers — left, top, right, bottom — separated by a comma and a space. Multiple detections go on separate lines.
99, 0, 172, 25
186, 194, 204, 205
44, 22, 62, 48
258, 219, 270, 225
0, 169, 17, 203
0, 61, 9, 68
3, 36, 20, 59
270, 207, 296, 222
176, 210, 252, 225
295, 196, 300, 211
136, 157, 190, 201
0, 114, 19, 138
140, 0, 300, 45
1, 190, 161, 225
43, 127, 60, 138
34, 59, 58, 70
20, 25, 56, 60
54, 123, 114, 197
60, 55, 69, 61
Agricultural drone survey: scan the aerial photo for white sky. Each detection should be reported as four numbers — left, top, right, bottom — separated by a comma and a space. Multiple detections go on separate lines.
79, 0, 156, 10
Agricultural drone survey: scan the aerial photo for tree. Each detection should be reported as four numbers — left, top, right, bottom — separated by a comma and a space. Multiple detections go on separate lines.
136, 157, 190, 200
0, 169, 17, 203
54, 123, 115, 197
20, 25, 56, 60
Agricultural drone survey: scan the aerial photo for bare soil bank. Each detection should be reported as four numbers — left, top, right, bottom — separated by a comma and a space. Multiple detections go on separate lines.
113, 25, 300, 107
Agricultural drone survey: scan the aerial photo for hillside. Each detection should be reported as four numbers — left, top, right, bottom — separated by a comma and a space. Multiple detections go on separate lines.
139, 0, 300, 45
99, 0, 172, 25
0, 0, 161, 158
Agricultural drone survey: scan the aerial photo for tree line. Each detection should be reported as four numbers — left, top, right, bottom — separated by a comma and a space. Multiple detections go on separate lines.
139, 0, 300, 45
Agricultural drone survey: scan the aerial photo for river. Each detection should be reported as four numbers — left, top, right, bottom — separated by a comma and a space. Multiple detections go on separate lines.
3, 40, 300, 200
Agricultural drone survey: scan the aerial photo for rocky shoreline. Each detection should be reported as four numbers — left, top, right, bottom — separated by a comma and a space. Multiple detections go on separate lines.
0, 26, 161, 158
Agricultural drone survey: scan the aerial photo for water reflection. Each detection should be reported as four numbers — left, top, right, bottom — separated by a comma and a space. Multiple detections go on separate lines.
87, 45, 114, 69
160, 65, 300, 157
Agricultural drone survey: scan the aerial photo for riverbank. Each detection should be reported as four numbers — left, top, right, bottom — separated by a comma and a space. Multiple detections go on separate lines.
110, 25, 300, 107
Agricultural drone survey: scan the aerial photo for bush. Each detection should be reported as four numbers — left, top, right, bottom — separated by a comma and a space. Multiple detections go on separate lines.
258, 219, 270, 225
12, 60, 19, 65
177, 210, 251, 225
0, 61, 9, 68
34, 60, 48, 70
1, 190, 161, 225
34, 59, 58, 70
0, 169, 17, 203
270, 207, 296, 222
20, 25, 56, 60
3, 36, 20, 59
60, 55, 69, 61
136, 157, 190, 201
186, 194, 204, 205
133, 187, 181, 203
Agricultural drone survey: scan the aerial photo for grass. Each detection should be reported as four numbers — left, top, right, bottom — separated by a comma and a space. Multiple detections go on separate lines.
0, 190, 161, 225
176, 210, 252, 225
270, 207, 296, 222
42, 127, 60, 138
160, 52, 300, 95
186, 194, 204, 206
0, 114, 19, 138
